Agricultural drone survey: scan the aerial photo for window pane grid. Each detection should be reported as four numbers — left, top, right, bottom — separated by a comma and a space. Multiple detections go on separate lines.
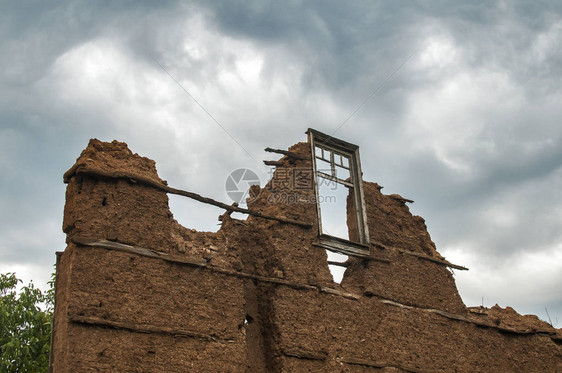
315, 146, 352, 180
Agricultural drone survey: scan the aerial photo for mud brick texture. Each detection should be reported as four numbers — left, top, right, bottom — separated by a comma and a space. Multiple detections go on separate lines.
51, 139, 562, 372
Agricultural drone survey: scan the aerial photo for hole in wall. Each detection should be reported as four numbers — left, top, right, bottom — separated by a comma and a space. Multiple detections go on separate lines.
168, 194, 221, 232
318, 177, 351, 241
229, 211, 247, 220
244, 314, 254, 325
326, 250, 348, 284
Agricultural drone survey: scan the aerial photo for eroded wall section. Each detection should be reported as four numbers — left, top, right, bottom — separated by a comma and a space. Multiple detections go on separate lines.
51, 139, 562, 372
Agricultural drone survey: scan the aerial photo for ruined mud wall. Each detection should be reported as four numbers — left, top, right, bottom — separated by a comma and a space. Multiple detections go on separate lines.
51, 139, 562, 372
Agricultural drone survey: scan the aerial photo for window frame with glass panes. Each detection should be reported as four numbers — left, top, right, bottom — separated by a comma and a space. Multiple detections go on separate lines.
307, 128, 370, 257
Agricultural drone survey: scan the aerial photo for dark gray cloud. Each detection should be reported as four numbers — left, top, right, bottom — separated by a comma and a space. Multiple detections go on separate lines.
1, 0, 561, 320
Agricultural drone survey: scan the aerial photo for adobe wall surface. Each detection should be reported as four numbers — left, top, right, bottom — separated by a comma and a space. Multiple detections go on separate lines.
51, 139, 562, 372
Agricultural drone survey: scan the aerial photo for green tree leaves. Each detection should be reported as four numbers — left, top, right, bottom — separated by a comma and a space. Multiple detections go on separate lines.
1, 273, 53, 372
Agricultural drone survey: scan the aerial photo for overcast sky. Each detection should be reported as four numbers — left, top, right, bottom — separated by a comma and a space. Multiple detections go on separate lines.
1, 1, 561, 323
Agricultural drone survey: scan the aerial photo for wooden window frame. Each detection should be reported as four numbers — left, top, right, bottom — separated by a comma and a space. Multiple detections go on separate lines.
307, 128, 370, 257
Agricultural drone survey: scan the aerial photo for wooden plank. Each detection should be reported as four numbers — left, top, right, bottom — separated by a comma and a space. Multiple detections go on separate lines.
312, 242, 370, 259
311, 236, 387, 262
397, 249, 468, 271
327, 260, 350, 267
306, 128, 359, 151
319, 287, 360, 300
71, 237, 208, 267
379, 296, 556, 336
69, 315, 236, 343
70, 238, 557, 340
389, 193, 414, 204
282, 348, 327, 361
337, 357, 427, 373
70, 237, 360, 301
264, 147, 308, 160
263, 160, 284, 167
370, 240, 468, 270
67, 166, 312, 228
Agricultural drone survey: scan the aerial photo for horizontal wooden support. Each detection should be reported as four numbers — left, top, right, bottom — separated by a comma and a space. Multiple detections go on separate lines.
70, 237, 360, 301
371, 240, 467, 270
313, 235, 371, 257
337, 357, 426, 373
397, 249, 468, 271
389, 193, 414, 204
312, 240, 391, 263
65, 165, 312, 229
282, 347, 327, 361
263, 160, 284, 167
264, 147, 308, 160
318, 286, 358, 299
327, 260, 350, 267
69, 315, 235, 343
72, 237, 208, 267
70, 238, 557, 342
379, 299, 556, 336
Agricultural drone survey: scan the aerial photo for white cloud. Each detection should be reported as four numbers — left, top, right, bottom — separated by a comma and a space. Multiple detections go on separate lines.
446, 243, 562, 317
